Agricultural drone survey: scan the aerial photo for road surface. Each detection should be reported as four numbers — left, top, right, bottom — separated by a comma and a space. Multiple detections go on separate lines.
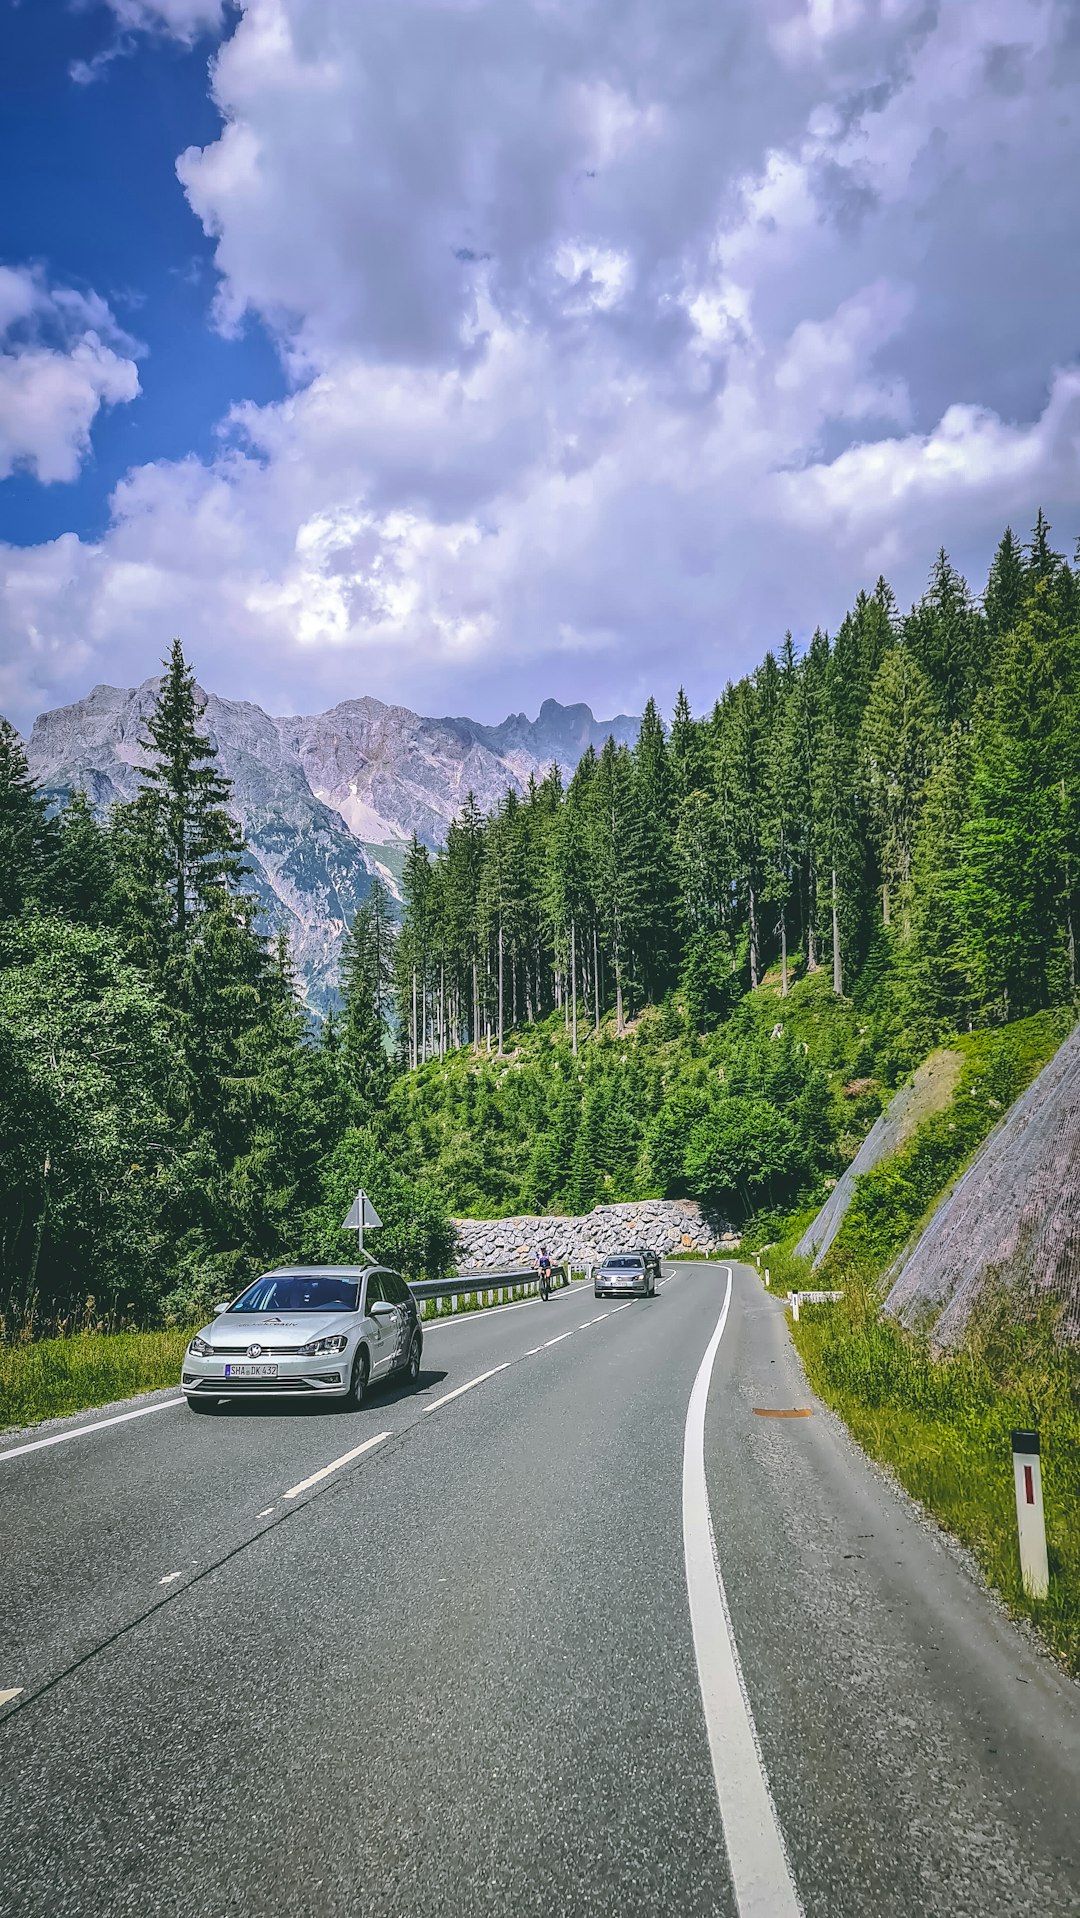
1, 1263, 1077, 1917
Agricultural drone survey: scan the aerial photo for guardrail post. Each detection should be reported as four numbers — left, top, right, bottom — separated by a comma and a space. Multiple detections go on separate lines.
765, 1267, 771, 1287
790, 1292, 800, 1321
1012, 1429, 1049, 1600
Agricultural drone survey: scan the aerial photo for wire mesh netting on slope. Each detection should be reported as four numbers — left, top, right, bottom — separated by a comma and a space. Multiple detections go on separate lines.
884, 1027, 1080, 1347
794, 1050, 963, 1268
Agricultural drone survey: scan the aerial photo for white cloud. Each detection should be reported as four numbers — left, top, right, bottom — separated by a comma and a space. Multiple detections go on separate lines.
4, 0, 1080, 731
0, 269, 140, 485
102, 0, 229, 39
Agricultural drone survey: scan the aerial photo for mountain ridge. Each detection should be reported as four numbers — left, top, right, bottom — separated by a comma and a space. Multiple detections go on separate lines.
21, 680, 638, 1012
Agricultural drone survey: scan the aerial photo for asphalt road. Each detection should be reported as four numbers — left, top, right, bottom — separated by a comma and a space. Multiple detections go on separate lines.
2, 1263, 1078, 1918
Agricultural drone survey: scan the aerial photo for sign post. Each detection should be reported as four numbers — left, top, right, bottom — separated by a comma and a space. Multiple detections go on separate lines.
1011, 1429, 1049, 1600
341, 1189, 383, 1260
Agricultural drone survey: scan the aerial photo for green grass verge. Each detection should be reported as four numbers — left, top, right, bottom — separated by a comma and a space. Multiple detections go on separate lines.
0, 1326, 195, 1432
791, 1284, 1080, 1674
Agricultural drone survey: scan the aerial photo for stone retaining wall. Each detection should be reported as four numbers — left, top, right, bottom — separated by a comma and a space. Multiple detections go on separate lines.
454, 1199, 736, 1271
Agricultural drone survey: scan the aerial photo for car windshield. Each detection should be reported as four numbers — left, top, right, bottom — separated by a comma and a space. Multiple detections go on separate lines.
603, 1258, 644, 1271
226, 1275, 361, 1314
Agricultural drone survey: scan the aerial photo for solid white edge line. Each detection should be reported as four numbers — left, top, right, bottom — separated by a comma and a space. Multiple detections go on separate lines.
683, 1266, 803, 1918
0, 1395, 181, 1464
0, 1688, 24, 1707
423, 1363, 510, 1414
282, 1431, 389, 1501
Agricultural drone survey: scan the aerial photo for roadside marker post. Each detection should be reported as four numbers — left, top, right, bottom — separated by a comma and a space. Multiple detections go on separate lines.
1011, 1429, 1049, 1600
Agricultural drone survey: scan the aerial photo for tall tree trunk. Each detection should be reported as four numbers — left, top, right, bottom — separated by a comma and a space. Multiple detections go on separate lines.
882, 880, 890, 928
780, 907, 788, 998
615, 946, 624, 1036
831, 867, 843, 996
748, 882, 760, 990
807, 866, 819, 971
497, 920, 505, 1055
593, 925, 601, 1035
472, 958, 479, 1054
411, 967, 418, 1071
439, 964, 446, 1059
571, 918, 578, 1058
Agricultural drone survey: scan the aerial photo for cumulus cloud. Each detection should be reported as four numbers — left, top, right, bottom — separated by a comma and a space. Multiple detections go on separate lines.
4, 0, 1080, 730
0, 268, 140, 484
102, 0, 230, 39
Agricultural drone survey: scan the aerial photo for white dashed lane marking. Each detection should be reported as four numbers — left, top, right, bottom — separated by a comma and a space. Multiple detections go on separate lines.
282, 1431, 389, 1501
423, 1365, 510, 1415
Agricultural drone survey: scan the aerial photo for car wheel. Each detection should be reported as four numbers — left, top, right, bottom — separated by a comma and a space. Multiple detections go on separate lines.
594, 1288, 602, 1299
402, 1332, 422, 1387
187, 1394, 218, 1414
346, 1347, 370, 1411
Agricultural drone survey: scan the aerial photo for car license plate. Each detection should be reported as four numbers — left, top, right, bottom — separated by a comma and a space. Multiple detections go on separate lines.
224, 1363, 278, 1378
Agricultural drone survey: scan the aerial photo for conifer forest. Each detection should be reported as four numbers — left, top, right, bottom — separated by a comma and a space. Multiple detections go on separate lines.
2, 516, 1078, 1332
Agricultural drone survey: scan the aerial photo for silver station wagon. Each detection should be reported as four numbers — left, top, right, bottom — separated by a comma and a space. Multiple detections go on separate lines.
181, 1264, 422, 1412
594, 1248, 660, 1299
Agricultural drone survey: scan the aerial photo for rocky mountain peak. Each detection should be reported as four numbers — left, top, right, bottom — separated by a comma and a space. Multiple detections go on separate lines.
22, 683, 639, 1014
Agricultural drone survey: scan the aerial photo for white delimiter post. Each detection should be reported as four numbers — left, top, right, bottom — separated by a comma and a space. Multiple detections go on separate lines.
1012, 1429, 1049, 1600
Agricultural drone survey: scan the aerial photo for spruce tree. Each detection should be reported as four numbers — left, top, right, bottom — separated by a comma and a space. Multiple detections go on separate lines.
0, 718, 50, 921
138, 640, 247, 945
859, 649, 941, 940
340, 878, 395, 1113
983, 526, 1026, 640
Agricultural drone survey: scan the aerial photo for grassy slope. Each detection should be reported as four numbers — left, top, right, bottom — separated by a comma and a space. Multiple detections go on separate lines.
0, 1326, 195, 1432
394, 970, 891, 1222
759, 1009, 1080, 1671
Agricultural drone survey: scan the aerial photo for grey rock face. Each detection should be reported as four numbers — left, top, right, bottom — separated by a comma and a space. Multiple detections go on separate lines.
22, 681, 637, 1014
453, 1199, 737, 1269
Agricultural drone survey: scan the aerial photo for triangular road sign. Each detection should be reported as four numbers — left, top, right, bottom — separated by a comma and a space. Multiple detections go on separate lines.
342, 1189, 382, 1231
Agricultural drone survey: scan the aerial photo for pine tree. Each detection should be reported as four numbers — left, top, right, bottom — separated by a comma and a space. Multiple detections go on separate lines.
42, 791, 115, 927
859, 648, 941, 939
983, 526, 1026, 640
0, 718, 50, 921
340, 879, 395, 1113
138, 641, 248, 946
904, 551, 987, 726
633, 698, 679, 1000
964, 615, 1067, 1016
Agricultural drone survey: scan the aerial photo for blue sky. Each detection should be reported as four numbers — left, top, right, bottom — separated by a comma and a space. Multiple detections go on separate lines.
0, 0, 281, 547
2, 1, 1080, 733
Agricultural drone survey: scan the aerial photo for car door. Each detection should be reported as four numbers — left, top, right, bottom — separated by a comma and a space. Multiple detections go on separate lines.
382, 1271, 413, 1370
363, 1271, 395, 1377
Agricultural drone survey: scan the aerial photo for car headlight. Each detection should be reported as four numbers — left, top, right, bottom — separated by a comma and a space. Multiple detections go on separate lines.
188, 1334, 213, 1357
299, 1333, 349, 1356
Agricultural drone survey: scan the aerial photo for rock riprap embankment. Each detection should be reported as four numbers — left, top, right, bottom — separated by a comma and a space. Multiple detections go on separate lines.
454, 1199, 735, 1271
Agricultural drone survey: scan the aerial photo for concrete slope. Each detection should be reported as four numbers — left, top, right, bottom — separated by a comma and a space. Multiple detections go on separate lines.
885, 1025, 1080, 1345
794, 1049, 961, 1266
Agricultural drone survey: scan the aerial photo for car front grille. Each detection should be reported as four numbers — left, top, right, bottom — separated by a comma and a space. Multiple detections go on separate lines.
207, 1344, 306, 1357
194, 1377, 315, 1394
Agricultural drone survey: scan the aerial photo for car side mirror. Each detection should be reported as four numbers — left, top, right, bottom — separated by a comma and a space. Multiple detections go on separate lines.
214, 1302, 231, 1316
370, 1300, 394, 1317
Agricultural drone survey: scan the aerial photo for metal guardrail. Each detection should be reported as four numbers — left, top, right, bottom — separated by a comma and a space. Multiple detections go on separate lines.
409, 1265, 570, 1320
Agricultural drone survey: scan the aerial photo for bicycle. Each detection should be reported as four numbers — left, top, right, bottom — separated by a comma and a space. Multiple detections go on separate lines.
537, 1256, 552, 1302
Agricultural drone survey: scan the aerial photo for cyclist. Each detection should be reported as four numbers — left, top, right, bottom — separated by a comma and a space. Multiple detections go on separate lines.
536, 1245, 553, 1301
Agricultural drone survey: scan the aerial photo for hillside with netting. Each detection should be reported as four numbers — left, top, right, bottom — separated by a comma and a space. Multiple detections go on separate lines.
885, 1027, 1080, 1346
